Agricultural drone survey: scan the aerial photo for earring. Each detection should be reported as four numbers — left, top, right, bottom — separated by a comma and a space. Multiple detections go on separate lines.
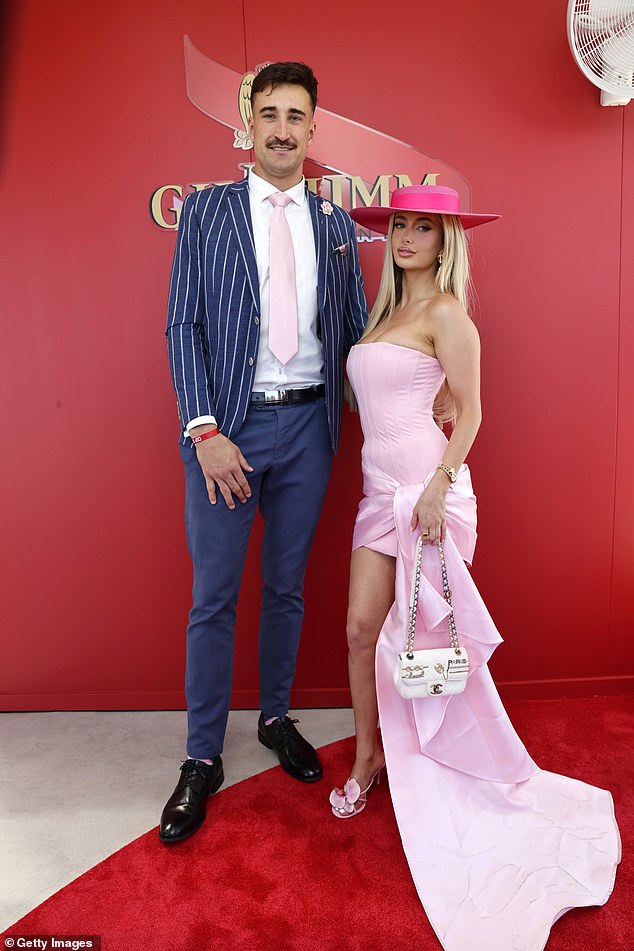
437, 250, 443, 265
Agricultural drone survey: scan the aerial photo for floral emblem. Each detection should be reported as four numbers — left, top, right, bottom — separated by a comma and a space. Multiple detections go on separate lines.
320, 200, 333, 216
233, 71, 256, 151
329, 778, 361, 815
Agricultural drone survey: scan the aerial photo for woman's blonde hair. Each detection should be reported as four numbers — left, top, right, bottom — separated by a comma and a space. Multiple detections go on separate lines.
359, 214, 475, 425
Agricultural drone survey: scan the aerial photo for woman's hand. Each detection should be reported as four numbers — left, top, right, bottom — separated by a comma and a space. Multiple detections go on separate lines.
410, 474, 449, 545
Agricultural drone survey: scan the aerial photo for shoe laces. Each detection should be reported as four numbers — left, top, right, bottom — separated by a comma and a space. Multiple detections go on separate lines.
271, 716, 299, 742
178, 759, 210, 793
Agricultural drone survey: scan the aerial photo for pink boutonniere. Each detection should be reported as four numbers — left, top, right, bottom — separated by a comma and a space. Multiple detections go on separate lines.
320, 200, 333, 216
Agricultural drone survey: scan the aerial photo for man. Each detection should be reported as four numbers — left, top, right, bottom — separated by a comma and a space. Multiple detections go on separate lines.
160, 62, 368, 843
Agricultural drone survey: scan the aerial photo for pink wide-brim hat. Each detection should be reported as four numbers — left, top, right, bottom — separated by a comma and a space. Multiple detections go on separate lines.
349, 185, 501, 234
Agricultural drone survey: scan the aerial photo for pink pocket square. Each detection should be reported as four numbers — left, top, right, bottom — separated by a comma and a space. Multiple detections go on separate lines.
333, 243, 349, 256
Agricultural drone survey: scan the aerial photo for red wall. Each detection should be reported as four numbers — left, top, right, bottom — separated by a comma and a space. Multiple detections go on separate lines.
1, 0, 632, 710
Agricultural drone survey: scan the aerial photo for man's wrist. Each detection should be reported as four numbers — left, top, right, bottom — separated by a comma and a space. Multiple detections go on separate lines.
185, 415, 217, 439
191, 427, 220, 445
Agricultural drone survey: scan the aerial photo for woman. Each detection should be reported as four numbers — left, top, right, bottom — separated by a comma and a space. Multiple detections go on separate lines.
330, 186, 620, 951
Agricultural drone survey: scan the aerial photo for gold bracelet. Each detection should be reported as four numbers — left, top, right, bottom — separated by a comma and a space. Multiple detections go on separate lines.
437, 463, 457, 484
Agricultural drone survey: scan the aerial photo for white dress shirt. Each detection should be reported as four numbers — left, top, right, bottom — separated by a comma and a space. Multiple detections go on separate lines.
248, 170, 322, 391
186, 171, 323, 435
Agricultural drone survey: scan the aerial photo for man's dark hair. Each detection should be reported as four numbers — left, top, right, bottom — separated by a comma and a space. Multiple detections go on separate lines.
251, 62, 318, 114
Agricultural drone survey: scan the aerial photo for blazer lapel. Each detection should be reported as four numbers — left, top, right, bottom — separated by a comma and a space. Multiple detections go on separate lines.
226, 180, 260, 311
308, 189, 328, 314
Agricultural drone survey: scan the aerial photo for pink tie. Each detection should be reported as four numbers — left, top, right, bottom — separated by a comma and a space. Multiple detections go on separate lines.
267, 192, 298, 365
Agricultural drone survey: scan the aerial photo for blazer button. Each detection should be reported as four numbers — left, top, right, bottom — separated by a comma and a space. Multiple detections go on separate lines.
248, 357, 254, 366
254, 316, 260, 325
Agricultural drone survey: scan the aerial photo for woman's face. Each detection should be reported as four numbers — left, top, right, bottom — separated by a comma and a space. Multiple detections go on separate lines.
390, 212, 443, 271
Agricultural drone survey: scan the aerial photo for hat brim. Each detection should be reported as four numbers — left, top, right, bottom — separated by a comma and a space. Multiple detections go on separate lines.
349, 205, 501, 234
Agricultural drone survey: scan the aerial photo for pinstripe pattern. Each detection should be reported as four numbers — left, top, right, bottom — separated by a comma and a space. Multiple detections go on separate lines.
166, 178, 368, 450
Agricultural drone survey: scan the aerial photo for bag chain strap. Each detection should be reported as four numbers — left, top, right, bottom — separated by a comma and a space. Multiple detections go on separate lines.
405, 536, 460, 656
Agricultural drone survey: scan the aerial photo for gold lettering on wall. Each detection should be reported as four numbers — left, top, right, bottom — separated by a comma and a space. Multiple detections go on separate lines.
150, 182, 233, 229
321, 175, 344, 207
150, 185, 184, 230
149, 174, 443, 229
350, 175, 391, 209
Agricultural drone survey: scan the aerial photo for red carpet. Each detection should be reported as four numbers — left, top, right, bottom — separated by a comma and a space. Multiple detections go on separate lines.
3, 697, 632, 951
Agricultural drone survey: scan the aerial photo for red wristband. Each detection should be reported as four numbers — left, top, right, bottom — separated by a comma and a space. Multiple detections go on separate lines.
191, 427, 219, 445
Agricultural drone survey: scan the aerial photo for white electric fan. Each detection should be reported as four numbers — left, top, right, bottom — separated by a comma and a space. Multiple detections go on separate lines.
567, 0, 634, 105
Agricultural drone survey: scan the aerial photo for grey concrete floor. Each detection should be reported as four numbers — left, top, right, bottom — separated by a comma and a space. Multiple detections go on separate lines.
0, 707, 354, 931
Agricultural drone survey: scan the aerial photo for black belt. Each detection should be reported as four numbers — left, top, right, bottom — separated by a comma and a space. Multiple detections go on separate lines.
250, 385, 325, 405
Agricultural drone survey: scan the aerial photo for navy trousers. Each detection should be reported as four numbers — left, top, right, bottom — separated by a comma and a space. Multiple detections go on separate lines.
180, 398, 333, 759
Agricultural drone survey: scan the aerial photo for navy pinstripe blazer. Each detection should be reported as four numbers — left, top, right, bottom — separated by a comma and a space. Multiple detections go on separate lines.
166, 178, 368, 451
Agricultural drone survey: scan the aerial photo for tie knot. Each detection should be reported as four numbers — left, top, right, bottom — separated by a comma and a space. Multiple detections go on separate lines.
268, 192, 292, 209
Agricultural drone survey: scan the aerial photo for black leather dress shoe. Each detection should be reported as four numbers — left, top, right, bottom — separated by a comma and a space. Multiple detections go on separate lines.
158, 756, 224, 844
257, 714, 323, 782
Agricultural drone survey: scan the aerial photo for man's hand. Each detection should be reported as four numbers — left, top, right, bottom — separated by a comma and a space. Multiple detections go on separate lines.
191, 429, 253, 509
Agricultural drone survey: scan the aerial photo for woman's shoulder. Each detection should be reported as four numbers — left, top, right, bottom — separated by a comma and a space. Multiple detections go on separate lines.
426, 294, 479, 349
426, 293, 469, 323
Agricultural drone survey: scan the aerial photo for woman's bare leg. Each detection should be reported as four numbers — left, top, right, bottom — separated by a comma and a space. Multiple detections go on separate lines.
345, 546, 396, 790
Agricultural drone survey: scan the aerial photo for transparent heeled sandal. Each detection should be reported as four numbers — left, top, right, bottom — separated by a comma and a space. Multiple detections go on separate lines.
329, 767, 383, 818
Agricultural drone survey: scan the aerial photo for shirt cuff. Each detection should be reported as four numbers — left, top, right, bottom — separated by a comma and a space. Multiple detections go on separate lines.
184, 415, 218, 438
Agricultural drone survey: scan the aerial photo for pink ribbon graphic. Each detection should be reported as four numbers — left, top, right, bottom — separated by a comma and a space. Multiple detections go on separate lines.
182, 36, 471, 210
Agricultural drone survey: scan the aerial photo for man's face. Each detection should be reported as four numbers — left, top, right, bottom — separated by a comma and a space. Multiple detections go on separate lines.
249, 82, 315, 189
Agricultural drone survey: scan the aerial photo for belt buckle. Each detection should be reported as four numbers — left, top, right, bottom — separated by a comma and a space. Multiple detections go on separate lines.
264, 389, 288, 404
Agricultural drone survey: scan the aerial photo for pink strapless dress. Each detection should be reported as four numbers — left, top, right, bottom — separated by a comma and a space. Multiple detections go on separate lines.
346, 342, 620, 951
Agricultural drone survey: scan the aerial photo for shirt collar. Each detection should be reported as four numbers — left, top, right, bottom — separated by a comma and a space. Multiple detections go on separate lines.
248, 170, 306, 207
